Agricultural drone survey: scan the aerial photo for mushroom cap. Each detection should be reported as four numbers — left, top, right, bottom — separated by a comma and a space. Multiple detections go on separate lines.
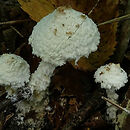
0, 54, 30, 88
94, 63, 128, 90
29, 7, 100, 66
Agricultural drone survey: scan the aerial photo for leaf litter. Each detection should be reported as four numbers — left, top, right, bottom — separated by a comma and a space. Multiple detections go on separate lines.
0, 0, 130, 129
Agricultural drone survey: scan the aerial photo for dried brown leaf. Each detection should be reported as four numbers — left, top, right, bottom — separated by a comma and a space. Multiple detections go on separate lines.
18, 0, 55, 22
71, 0, 119, 71
4, 113, 14, 125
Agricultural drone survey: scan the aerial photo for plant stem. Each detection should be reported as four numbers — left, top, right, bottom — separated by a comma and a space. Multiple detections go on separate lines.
98, 14, 130, 26
101, 96, 130, 114
0, 19, 31, 25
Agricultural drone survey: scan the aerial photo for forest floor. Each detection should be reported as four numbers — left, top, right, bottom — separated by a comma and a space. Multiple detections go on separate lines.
0, 0, 130, 130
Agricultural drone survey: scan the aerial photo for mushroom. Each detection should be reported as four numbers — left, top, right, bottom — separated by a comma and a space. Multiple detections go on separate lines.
28, 6, 100, 97
29, 6, 100, 67
0, 54, 30, 100
94, 63, 128, 122
17, 6, 100, 127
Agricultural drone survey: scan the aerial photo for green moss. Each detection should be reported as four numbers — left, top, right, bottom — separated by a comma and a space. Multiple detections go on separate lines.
116, 100, 130, 130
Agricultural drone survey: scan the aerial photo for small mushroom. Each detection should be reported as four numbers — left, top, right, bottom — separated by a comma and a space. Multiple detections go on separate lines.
0, 54, 30, 100
94, 63, 128, 91
94, 63, 128, 122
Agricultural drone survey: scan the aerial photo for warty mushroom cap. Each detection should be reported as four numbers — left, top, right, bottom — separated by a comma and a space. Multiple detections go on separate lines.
0, 54, 30, 88
94, 63, 128, 90
29, 7, 100, 66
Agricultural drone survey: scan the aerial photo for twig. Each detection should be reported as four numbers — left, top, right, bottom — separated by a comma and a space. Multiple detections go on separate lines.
101, 96, 130, 114
88, 0, 100, 16
98, 14, 130, 26
14, 43, 26, 55
0, 19, 31, 25
0, 91, 6, 97
10, 26, 24, 38
4, 113, 14, 125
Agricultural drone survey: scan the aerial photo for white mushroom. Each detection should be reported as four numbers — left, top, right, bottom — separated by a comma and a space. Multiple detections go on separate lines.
29, 6, 100, 66
28, 6, 100, 97
94, 63, 128, 90
0, 54, 30, 100
94, 63, 128, 122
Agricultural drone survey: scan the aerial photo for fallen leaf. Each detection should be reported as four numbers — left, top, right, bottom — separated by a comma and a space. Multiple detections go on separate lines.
111, 0, 130, 63
71, 0, 119, 71
51, 64, 93, 102
18, 0, 100, 22
84, 112, 106, 128
48, 64, 94, 129
18, 0, 55, 22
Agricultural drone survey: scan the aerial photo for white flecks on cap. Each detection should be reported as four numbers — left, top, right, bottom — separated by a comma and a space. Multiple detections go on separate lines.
29, 7, 100, 66
0, 54, 30, 88
94, 63, 128, 90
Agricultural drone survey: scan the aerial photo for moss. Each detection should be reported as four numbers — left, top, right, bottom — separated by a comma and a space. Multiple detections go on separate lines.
116, 100, 130, 130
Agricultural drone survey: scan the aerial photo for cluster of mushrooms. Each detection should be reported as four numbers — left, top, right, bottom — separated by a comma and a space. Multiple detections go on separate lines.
0, 7, 128, 128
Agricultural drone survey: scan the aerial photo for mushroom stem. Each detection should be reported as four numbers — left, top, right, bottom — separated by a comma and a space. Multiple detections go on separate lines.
105, 89, 119, 121
106, 89, 118, 101
16, 61, 56, 112
14, 61, 56, 126
29, 61, 56, 95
